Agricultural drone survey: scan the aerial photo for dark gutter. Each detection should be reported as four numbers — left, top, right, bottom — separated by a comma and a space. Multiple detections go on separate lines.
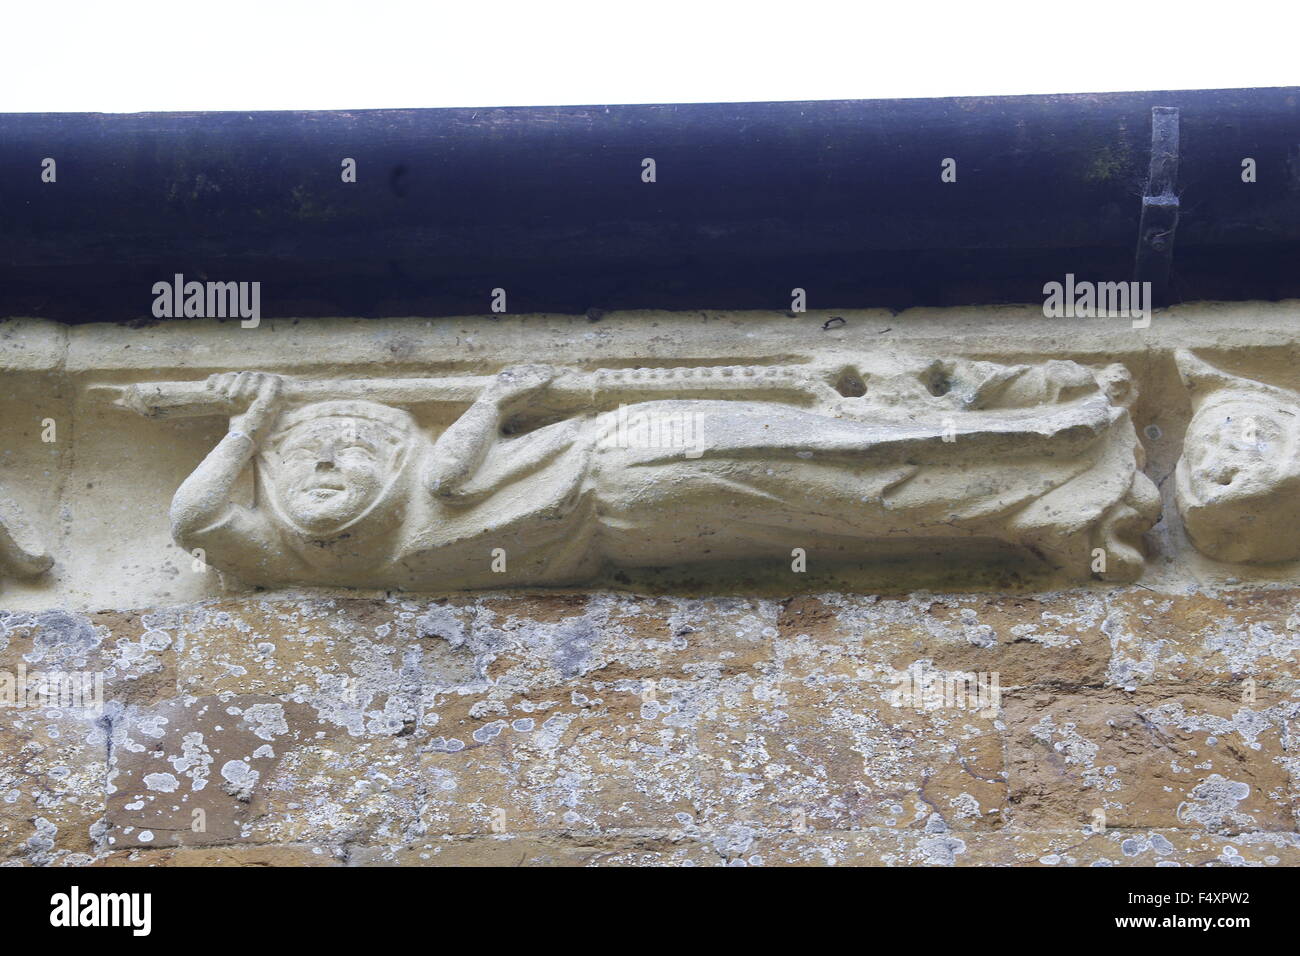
2, 88, 1298, 322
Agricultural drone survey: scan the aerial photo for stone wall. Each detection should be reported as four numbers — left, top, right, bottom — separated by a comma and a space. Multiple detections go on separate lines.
2, 305, 1297, 866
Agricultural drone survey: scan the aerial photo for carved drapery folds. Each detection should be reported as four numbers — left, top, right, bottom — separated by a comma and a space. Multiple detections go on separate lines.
107, 354, 1163, 589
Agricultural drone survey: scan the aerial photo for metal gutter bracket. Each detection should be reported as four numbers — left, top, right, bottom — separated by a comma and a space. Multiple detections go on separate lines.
1135, 106, 1180, 307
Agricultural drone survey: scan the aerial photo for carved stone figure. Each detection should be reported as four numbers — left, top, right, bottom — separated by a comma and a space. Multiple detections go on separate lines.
123, 354, 1159, 589
1174, 350, 1300, 563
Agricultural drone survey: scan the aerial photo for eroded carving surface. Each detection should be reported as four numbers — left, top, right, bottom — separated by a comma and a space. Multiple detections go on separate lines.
151, 355, 1159, 589
1175, 350, 1300, 563
0, 491, 52, 580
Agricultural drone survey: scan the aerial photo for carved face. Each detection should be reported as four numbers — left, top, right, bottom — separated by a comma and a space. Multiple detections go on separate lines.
268, 417, 406, 535
1181, 396, 1298, 504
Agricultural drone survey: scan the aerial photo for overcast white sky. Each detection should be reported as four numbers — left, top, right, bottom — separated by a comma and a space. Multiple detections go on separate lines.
1, 0, 1295, 112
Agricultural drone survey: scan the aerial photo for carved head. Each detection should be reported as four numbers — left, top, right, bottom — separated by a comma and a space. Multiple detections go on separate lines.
260, 400, 416, 537
1174, 352, 1300, 563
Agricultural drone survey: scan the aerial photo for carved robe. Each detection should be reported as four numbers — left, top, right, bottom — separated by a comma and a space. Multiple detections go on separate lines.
179, 357, 1158, 589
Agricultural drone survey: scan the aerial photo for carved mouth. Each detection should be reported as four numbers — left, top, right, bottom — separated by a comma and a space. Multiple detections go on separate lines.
304, 482, 346, 497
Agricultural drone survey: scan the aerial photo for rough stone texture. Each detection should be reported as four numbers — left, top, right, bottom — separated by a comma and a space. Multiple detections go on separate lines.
2, 306, 1299, 612
1, 307, 1297, 866
0, 586, 1296, 866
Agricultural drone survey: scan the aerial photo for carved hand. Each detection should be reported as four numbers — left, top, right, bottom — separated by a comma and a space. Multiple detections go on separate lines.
207, 371, 284, 443
484, 364, 558, 410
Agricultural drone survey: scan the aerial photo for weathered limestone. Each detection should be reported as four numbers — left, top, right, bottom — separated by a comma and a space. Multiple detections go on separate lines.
0, 494, 52, 581
0, 304, 1297, 866
0, 302, 1291, 609
0, 325, 61, 590
1175, 351, 1300, 563
147, 356, 1157, 590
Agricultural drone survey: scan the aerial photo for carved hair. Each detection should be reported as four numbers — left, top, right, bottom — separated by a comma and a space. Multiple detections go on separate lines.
266, 399, 416, 451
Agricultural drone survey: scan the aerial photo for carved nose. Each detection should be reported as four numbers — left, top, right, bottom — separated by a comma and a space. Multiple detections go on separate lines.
315, 443, 337, 470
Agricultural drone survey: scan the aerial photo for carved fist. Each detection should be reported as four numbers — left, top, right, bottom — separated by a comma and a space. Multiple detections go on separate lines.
207, 371, 284, 441
487, 364, 557, 404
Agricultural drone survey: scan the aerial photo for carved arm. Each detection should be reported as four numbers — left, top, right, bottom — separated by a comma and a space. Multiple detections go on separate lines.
97, 363, 837, 420
426, 365, 556, 500
169, 373, 283, 540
